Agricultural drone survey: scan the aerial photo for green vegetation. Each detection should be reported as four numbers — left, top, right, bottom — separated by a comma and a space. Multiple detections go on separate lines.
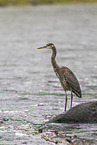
0, 0, 30, 6
0, 0, 97, 6
38, 0, 97, 4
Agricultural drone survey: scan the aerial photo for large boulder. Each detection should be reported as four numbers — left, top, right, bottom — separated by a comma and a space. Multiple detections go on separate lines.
48, 101, 97, 123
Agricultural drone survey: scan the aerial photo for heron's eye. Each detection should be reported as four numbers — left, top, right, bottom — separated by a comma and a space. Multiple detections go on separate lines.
50, 44, 54, 48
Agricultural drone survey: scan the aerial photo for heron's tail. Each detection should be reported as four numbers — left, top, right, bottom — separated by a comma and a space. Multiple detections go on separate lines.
73, 89, 82, 98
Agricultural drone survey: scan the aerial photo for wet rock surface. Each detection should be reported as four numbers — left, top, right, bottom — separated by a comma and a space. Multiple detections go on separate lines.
41, 131, 97, 145
48, 101, 97, 123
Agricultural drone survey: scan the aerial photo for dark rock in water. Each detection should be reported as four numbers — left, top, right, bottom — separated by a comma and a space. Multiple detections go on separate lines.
0, 117, 9, 124
48, 101, 97, 123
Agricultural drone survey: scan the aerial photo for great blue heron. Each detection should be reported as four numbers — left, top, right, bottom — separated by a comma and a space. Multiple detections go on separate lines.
37, 43, 82, 111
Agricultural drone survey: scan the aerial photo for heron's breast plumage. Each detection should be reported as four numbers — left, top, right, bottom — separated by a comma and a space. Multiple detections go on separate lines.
54, 67, 69, 91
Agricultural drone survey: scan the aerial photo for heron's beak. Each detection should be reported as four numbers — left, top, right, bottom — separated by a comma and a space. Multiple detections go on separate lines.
37, 45, 47, 49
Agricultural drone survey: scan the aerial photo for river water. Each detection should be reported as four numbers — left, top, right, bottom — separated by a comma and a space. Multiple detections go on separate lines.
0, 4, 97, 144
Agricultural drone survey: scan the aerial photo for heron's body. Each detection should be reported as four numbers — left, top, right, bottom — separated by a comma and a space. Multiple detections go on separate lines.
38, 43, 82, 111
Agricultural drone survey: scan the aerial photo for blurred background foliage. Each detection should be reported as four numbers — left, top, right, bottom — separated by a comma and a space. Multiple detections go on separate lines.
0, 0, 97, 6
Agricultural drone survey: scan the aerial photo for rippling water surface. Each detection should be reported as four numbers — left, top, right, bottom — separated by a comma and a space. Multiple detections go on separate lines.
0, 4, 97, 144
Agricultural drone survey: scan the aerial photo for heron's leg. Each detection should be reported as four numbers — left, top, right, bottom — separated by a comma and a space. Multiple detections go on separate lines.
71, 91, 73, 108
65, 91, 67, 111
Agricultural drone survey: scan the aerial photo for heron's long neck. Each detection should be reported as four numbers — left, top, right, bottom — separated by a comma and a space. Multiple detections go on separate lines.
51, 47, 59, 71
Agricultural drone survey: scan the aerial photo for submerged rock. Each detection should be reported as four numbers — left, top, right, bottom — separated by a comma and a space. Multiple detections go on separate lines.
48, 101, 97, 123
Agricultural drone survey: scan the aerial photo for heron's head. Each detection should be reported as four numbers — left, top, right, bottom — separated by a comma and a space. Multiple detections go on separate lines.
37, 43, 55, 50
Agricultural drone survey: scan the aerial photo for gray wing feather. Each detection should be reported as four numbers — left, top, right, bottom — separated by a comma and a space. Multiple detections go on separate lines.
61, 67, 81, 98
